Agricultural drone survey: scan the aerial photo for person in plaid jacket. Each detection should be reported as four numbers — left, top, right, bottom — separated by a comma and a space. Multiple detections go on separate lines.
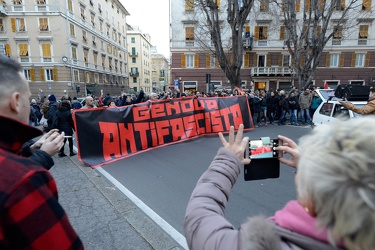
0, 55, 83, 249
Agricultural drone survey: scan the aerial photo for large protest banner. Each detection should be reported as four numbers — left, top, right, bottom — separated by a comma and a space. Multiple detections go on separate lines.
73, 96, 253, 168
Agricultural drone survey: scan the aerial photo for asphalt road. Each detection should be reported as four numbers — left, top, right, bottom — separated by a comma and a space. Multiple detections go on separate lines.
99, 124, 313, 237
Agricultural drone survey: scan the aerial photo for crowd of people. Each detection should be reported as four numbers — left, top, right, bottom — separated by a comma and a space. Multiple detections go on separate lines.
1, 54, 375, 250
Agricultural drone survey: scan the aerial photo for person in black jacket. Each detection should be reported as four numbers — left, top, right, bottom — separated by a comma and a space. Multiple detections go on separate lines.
266, 91, 277, 124
288, 92, 299, 126
53, 100, 76, 157
278, 93, 289, 126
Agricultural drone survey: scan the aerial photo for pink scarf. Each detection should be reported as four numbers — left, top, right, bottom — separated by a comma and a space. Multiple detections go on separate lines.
268, 200, 329, 243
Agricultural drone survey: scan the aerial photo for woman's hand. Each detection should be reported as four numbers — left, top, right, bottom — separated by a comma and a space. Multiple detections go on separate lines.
218, 124, 250, 165
276, 135, 300, 168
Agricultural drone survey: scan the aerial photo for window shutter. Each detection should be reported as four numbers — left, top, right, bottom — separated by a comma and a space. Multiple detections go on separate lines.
52, 68, 58, 81
90, 72, 93, 82
181, 54, 186, 68
194, 54, 199, 68
215, 57, 220, 68
5, 44, 11, 55
318, 0, 324, 11
249, 53, 253, 67
30, 69, 36, 81
40, 69, 45, 81
339, 53, 344, 67
266, 54, 271, 67
254, 26, 259, 41
83, 71, 87, 82
263, 27, 268, 39
351, 53, 356, 67
305, 0, 310, 11
206, 54, 210, 68
326, 53, 330, 67
280, 26, 285, 40
296, 0, 300, 11
340, 0, 346, 9
365, 53, 370, 67
11, 18, 16, 32
244, 53, 250, 68
278, 54, 282, 67
316, 25, 321, 37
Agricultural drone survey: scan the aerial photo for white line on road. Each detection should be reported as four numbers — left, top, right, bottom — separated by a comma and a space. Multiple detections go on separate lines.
97, 167, 188, 249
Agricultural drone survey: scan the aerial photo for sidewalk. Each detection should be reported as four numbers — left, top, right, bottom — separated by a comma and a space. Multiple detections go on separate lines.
50, 154, 185, 250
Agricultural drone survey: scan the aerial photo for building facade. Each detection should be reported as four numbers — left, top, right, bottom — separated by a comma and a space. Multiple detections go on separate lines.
127, 25, 152, 93
0, 0, 130, 100
170, 0, 375, 93
151, 51, 170, 93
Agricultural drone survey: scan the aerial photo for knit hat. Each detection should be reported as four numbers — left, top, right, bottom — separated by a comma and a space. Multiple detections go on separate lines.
48, 94, 56, 102
31, 99, 36, 104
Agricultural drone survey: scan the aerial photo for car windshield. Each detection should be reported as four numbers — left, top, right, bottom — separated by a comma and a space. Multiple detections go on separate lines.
318, 89, 336, 101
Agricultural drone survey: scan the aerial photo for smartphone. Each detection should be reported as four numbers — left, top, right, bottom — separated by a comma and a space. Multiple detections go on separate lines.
244, 137, 282, 181
246, 137, 283, 159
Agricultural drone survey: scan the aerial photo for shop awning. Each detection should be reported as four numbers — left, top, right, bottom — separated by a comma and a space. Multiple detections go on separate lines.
86, 88, 95, 94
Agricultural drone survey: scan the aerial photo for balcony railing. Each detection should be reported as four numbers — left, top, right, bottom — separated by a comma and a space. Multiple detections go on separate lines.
252, 66, 293, 76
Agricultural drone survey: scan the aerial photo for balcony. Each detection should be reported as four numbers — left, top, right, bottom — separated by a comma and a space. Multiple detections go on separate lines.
358, 39, 367, 45
130, 72, 139, 77
252, 67, 293, 76
130, 52, 138, 57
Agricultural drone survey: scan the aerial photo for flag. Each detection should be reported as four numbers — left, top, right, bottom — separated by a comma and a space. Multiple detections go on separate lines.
324, 81, 329, 89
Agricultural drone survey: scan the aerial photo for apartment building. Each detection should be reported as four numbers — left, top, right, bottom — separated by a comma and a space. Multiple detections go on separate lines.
151, 51, 170, 93
127, 25, 152, 93
0, 0, 129, 99
170, 0, 375, 93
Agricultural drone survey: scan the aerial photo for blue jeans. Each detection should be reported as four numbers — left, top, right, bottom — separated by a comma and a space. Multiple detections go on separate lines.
289, 109, 298, 124
278, 110, 287, 125
300, 108, 311, 123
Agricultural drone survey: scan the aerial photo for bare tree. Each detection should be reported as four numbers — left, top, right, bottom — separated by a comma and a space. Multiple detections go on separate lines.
194, 0, 255, 88
274, 0, 366, 89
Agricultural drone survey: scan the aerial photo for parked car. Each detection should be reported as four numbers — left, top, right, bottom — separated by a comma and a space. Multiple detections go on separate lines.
312, 89, 366, 126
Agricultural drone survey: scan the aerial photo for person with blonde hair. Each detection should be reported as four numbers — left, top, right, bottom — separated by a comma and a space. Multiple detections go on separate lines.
184, 117, 375, 250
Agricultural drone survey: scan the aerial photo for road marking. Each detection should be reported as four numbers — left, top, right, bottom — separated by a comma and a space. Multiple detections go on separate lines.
73, 146, 188, 249
97, 168, 188, 249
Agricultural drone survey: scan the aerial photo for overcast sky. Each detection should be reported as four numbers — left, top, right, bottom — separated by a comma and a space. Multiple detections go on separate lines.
120, 0, 170, 59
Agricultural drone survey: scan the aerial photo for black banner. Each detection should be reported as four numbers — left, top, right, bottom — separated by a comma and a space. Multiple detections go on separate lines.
73, 96, 253, 167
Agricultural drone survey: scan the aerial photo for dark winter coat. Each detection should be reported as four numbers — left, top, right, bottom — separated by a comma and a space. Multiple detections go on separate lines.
252, 96, 262, 113
288, 96, 299, 110
47, 101, 58, 129
53, 102, 75, 136
266, 96, 278, 112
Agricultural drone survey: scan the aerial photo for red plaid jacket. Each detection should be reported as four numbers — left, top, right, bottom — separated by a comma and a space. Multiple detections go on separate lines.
0, 115, 83, 249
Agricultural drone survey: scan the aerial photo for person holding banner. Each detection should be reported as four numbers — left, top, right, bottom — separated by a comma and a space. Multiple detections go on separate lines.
0, 55, 83, 249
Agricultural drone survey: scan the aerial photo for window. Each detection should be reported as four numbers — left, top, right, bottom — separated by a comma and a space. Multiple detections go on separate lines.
80, 5, 86, 20
11, 18, 26, 32
132, 57, 136, 63
185, 0, 194, 11
24, 69, 31, 80
19, 43, 28, 56
282, 54, 290, 67
0, 43, 6, 55
358, 25, 368, 39
254, 26, 268, 40
41, 43, 51, 60
36, 0, 47, 11
186, 54, 194, 68
362, 0, 371, 10
70, 23, 75, 36
260, 0, 269, 11
91, 14, 95, 27
333, 25, 343, 39
355, 53, 365, 67
94, 73, 99, 83
99, 20, 103, 32
330, 54, 339, 67
73, 69, 79, 82
82, 30, 87, 42
131, 37, 135, 43
101, 55, 105, 67
13, 0, 23, 11
93, 52, 98, 65
185, 27, 194, 40
319, 103, 333, 116
83, 49, 88, 63
39, 18, 48, 31
67, 0, 73, 12
334, 0, 345, 10
0, 18, 3, 32
45, 69, 54, 81
131, 47, 136, 55
71, 46, 77, 61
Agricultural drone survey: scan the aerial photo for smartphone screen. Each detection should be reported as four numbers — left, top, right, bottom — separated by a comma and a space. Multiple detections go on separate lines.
248, 137, 280, 159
